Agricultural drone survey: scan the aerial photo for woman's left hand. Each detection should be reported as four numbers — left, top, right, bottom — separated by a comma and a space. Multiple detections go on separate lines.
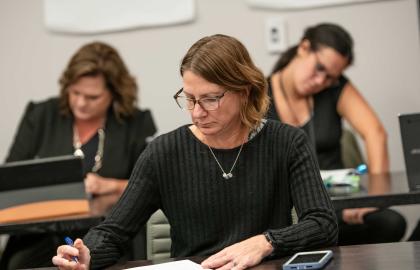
201, 235, 273, 270
84, 173, 127, 195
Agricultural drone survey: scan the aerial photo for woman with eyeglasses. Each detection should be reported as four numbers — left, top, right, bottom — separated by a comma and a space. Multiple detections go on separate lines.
1, 41, 156, 269
52, 34, 337, 270
266, 23, 406, 245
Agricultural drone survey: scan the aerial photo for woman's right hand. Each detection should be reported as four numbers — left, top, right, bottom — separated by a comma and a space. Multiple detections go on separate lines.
342, 207, 377, 224
52, 238, 91, 270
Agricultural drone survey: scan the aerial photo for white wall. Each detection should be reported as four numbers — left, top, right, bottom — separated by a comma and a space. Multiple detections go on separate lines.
1, 0, 419, 172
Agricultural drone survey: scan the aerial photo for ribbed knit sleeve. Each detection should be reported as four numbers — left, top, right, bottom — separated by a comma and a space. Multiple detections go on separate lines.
268, 128, 338, 255
84, 145, 161, 269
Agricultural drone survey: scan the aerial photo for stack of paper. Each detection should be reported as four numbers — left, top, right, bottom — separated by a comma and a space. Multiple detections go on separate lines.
320, 169, 360, 188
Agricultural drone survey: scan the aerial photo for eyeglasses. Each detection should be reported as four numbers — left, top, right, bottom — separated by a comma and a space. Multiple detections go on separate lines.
313, 53, 340, 87
173, 88, 228, 111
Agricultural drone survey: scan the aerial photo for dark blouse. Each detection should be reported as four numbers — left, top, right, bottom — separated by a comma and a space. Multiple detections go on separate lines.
266, 75, 348, 169
80, 133, 99, 175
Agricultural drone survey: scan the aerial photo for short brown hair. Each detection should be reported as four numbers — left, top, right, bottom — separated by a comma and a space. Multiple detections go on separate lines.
180, 34, 269, 129
59, 41, 137, 120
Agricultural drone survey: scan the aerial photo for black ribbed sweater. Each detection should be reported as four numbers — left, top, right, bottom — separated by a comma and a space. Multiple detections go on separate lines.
84, 120, 337, 269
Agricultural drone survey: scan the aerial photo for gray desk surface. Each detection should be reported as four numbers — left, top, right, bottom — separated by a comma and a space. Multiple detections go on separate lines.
331, 171, 420, 209
23, 241, 420, 270
107, 241, 420, 270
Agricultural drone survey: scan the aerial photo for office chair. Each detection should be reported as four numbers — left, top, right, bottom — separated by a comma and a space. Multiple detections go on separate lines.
340, 128, 365, 168
146, 210, 171, 260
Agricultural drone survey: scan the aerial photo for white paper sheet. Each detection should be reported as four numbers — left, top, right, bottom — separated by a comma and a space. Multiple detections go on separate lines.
124, 259, 206, 270
320, 169, 354, 181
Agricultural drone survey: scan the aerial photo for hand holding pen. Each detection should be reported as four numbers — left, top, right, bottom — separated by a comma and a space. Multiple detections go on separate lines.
52, 237, 91, 270
65, 237, 79, 263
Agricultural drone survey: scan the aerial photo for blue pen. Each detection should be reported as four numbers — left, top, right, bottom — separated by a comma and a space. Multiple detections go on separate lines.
64, 237, 79, 263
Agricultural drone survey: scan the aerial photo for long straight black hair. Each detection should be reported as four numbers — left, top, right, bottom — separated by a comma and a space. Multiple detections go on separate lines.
271, 23, 354, 74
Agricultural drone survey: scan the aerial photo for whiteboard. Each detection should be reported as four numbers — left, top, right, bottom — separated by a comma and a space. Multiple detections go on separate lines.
44, 0, 195, 34
246, 0, 397, 10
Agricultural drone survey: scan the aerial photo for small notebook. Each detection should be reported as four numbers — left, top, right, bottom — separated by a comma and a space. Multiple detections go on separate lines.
0, 155, 85, 210
0, 155, 83, 191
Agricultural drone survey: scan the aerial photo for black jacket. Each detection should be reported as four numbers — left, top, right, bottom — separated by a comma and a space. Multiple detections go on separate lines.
6, 97, 157, 179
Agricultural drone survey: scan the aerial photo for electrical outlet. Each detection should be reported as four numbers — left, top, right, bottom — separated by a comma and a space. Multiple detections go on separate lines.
265, 17, 287, 54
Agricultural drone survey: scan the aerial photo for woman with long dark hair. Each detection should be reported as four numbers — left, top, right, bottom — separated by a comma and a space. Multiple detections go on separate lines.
266, 23, 406, 245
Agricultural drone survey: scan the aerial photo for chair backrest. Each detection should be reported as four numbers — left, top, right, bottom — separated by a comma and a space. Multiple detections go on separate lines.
340, 128, 365, 168
146, 210, 171, 260
291, 207, 298, 224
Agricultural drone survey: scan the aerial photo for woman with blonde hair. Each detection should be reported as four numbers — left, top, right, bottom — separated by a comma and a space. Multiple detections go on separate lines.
53, 34, 336, 270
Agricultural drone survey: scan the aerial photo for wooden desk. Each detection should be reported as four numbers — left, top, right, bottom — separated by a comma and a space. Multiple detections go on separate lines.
105, 241, 420, 270
331, 171, 420, 210
0, 183, 148, 261
0, 183, 120, 235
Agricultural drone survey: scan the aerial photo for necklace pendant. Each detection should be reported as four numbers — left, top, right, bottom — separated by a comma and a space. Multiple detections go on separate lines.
74, 148, 84, 158
223, 172, 233, 179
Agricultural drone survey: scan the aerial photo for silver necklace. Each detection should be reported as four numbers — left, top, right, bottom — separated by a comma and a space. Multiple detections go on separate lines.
208, 142, 245, 180
73, 126, 105, 173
